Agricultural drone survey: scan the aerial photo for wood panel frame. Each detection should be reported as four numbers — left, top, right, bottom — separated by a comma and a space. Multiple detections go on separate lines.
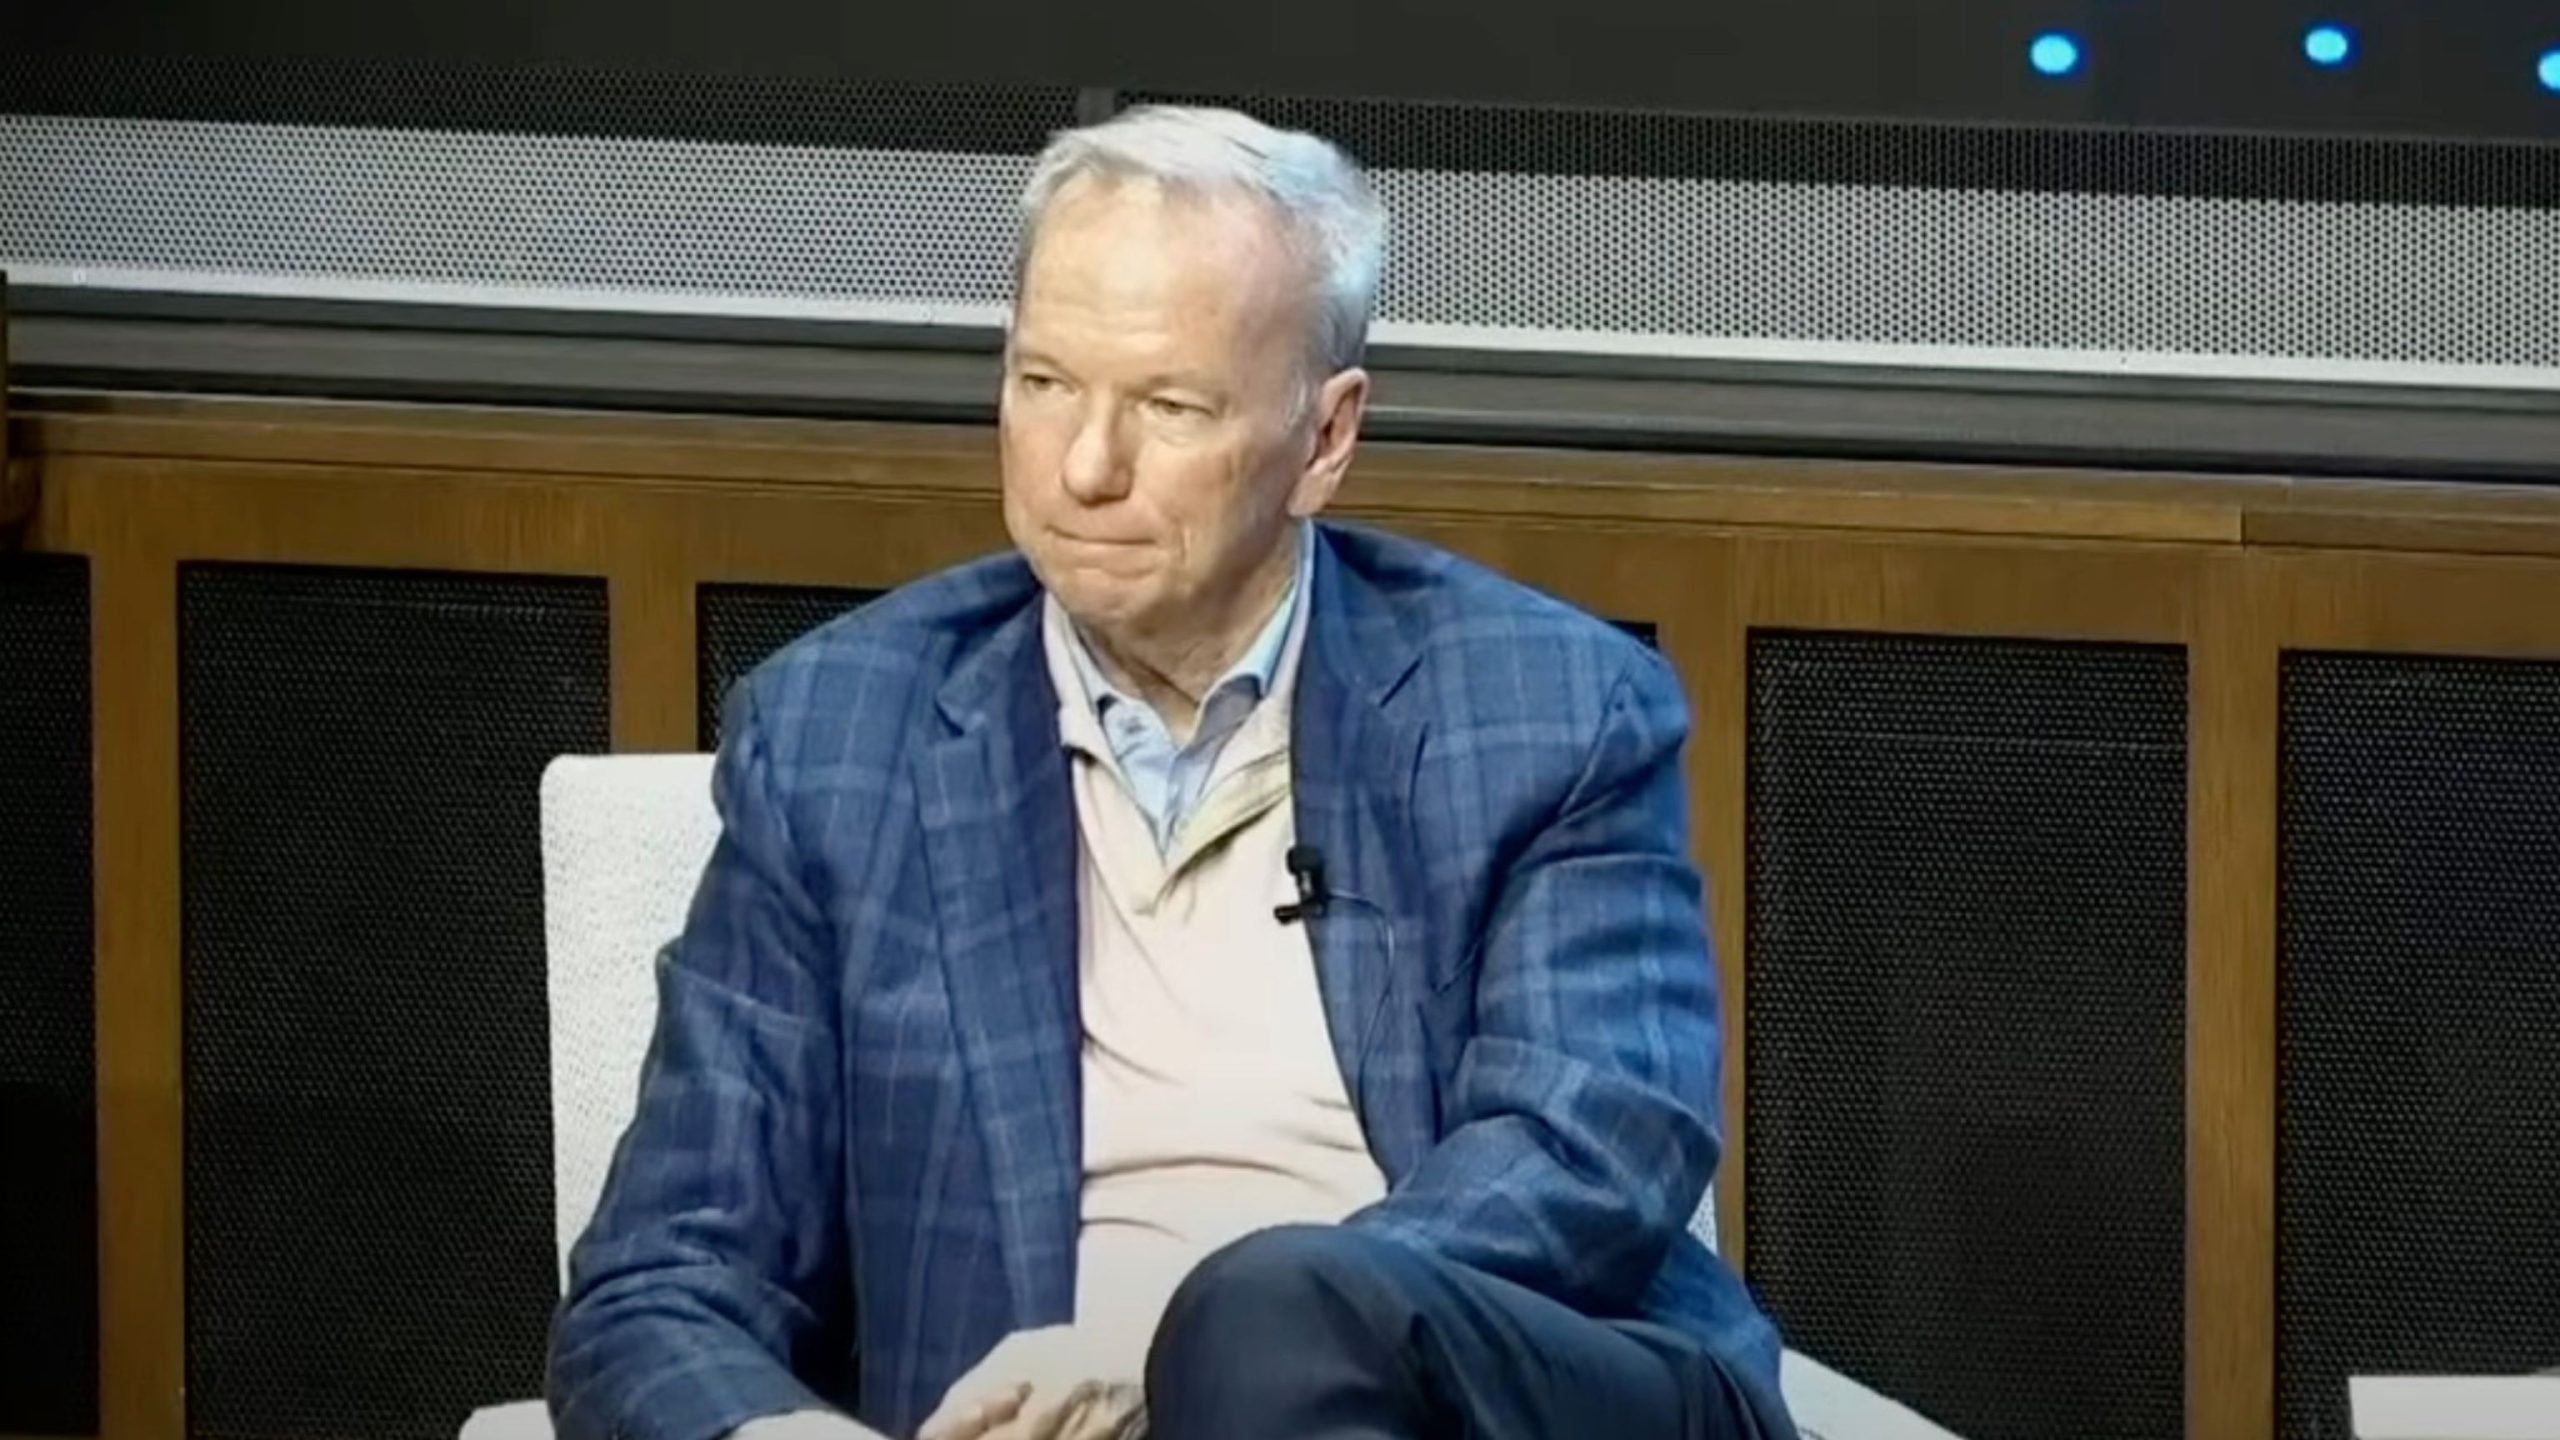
21, 391, 2560, 1440
2249, 549, 2560, 1439
1737, 534, 2273, 1440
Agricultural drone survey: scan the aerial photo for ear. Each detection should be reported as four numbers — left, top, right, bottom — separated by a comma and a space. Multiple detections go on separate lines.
1287, 367, 1371, 519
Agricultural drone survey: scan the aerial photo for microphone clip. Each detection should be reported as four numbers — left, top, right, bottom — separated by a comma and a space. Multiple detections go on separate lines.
1274, 843, 1331, 924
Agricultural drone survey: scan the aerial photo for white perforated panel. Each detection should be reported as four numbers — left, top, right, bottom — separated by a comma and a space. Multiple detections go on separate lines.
1368, 170, 2560, 385
4, 112, 2555, 389
1, 114, 1025, 319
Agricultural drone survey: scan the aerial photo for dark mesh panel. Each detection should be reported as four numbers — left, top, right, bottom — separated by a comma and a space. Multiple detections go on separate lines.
1128, 92, 2560, 208
0, 554, 99, 1436
0, 50, 1076, 152
1745, 631, 2186, 1440
697, 584, 876, 749
180, 565, 607, 1440
2278, 652, 2560, 1440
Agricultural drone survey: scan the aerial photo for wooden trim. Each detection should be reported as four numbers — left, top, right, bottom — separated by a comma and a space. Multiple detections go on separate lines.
2268, 550, 2560, 660
5, 392, 2265, 545
2248, 479, 2560, 559
36, 459, 622, 575
608, 557, 697, 754
635, 486, 1011, 591
35, 392, 2560, 560
2187, 556, 2277, 1440
87, 527, 185, 1440
1737, 532, 2208, 642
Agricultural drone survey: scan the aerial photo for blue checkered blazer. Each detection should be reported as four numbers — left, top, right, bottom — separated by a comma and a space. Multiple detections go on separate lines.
548, 522, 1787, 1440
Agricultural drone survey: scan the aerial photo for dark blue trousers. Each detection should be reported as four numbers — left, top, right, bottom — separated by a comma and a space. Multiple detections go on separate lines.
1145, 1225, 1784, 1440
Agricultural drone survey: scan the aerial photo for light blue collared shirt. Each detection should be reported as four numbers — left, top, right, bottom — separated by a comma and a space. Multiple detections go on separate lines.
1060, 525, 1313, 852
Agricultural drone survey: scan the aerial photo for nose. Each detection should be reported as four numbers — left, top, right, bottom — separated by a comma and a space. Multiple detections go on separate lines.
1059, 401, 1133, 504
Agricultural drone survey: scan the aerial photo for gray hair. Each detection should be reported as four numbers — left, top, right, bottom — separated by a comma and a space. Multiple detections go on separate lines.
1014, 104, 1386, 377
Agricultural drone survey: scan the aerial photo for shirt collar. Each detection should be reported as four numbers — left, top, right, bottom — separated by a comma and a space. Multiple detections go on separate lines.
1059, 522, 1314, 733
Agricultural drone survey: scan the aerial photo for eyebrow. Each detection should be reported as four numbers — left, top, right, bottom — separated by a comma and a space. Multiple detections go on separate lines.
1136, 370, 1228, 398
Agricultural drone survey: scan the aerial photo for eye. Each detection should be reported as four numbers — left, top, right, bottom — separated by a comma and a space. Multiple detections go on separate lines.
1145, 395, 1209, 420
1016, 371, 1065, 394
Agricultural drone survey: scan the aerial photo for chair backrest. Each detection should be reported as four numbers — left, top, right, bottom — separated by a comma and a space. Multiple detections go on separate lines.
528, 754, 1730, 1268
538, 752, 721, 1291
1688, 1184, 1720, 1253
530, 754, 1961, 1438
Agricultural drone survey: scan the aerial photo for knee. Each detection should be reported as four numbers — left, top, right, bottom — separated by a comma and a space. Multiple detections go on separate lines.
1162, 1225, 1402, 1333
1147, 1225, 1413, 1406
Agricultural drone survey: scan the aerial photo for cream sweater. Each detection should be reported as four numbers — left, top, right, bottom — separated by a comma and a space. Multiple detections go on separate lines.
1039, 596, 1389, 1363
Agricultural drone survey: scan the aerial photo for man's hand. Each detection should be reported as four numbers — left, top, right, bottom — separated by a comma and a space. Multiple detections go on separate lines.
917, 1325, 1146, 1440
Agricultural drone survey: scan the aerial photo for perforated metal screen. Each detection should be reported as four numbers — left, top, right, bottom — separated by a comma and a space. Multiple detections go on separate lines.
0, 554, 99, 1437
179, 565, 608, 1440
1744, 630, 2187, 1440
6, 56, 2558, 385
2278, 652, 2560, 1440
697, 583, 877, 748
2, 115, 1035, 312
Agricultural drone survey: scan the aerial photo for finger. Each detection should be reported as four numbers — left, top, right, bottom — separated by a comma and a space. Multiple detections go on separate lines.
972, 1382, 1076, 1440
922, 1377, 1023, 1435
920, 1330, 1040, 1439
941, 1392, 1026, 1440
1022, 1382, 1102, 1440
1063, 1387, 1141, 1440
920, 1383, 1030, 1440
977, 1402, 1044, 1440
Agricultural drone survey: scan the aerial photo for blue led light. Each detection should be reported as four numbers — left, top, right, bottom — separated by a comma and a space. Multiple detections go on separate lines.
2540, 48, 2560, 92
2303, 24, 2353, 67
2030, 32, 2082, 77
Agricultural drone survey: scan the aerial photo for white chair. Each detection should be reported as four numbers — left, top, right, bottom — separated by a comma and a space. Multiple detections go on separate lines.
469, 753, 1964, 1440
463, 753, 724, 1440
2350, 1374, 2560, 1439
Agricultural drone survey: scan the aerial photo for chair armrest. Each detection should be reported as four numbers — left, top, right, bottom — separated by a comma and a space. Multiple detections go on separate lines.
1783, 1349, 1972, 1440
460, 1398, 554, 1440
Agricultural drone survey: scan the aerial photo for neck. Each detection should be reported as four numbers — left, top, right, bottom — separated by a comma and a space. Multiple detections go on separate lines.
1082, 526, 1302, 737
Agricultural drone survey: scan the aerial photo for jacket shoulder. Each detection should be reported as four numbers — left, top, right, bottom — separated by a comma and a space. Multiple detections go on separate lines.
720, 548, 1040, 758
1328, 523, 1674, 709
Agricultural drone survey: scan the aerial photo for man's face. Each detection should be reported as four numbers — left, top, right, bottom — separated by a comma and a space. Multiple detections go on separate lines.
1000, 176, 1335, 643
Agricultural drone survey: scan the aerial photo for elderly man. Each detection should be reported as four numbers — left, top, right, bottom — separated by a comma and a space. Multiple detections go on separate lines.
548, 105, 1792, 1440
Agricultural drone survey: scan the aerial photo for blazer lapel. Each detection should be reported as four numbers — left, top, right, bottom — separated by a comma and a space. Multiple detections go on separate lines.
916, 602, 1082, 1328
1292, 527, 1434, 1176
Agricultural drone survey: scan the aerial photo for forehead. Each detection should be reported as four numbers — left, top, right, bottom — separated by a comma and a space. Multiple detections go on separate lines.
1015, 177, 1309, 354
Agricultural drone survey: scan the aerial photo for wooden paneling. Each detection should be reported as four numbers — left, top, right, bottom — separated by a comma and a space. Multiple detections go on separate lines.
20, 389, 2560, 1440
1738, 533, 2208, 641
87, 536, 183, 1440
2247, 479, 2560, 559
608, 561, 697, 753
2269, 550, 2560, 658
2187, 558, 2278, 1440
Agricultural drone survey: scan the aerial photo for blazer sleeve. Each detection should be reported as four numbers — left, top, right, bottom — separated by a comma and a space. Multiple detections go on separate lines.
1343, 649, 1723, 1316
548, 683, 855, 1440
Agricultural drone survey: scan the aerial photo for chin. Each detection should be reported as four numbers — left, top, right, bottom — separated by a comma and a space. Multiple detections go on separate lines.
1040, 566, 1156, 631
